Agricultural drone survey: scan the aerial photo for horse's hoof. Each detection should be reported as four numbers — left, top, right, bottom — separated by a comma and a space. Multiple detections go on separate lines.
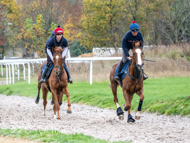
127, 117, 135, 123
135, 116, 140, 120
51, 100, 54, 105
116, 107, 124, 116
67, 110, 72, 114
57, 116, 61, 120
119, 115, 124, 120
59, 101, 62, 106
124, 107, 128, 111
135, 111, 141, 120
35, 99, 39, 104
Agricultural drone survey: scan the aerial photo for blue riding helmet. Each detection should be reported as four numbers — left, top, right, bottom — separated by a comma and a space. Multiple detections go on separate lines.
129, 21, 139, 31
51, 31, 55, 37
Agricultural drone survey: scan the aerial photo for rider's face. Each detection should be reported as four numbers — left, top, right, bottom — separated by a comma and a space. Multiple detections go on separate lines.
56, 34, 62, 42
131, 31, 138, 36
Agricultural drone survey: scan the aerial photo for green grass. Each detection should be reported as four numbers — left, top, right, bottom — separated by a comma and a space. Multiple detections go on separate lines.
0, 129, 126, 143
0, 77, 190, 116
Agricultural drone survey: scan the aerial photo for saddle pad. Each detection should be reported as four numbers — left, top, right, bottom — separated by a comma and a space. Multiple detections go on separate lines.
41, 64, 54, 92
114, 60, 132, 87
41, 64, 47, 74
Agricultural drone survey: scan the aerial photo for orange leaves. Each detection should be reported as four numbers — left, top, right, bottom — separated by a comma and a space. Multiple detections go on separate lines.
80, 0, 126, 49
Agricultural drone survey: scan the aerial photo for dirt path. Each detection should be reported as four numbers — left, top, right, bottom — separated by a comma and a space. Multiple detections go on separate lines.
0, 94, 190, 143
0, 136, 39, 143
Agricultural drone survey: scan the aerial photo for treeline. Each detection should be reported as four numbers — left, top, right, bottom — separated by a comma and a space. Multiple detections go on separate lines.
0, 0, 190, 58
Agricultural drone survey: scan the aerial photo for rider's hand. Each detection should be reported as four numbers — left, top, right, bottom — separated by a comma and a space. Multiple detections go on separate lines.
127, 57, 132, 60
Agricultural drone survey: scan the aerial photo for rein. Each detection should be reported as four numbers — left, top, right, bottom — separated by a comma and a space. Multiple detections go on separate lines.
125, 48, 144, 93
53, 51, 64, 96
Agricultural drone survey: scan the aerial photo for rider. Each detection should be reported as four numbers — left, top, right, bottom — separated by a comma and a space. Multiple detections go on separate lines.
39, 26, 73, 84
45, 31, 55, 54
114, 21, 148, 81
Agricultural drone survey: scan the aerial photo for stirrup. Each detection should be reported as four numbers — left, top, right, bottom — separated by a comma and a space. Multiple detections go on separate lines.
143, 74, 148, 80
114, 75, 120, 81
68, 78, 73, 84
39, 78, 46, 83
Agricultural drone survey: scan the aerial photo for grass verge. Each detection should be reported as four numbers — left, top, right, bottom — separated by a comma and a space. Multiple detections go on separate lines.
0, 128, 126, 143
0, 77, 189, 116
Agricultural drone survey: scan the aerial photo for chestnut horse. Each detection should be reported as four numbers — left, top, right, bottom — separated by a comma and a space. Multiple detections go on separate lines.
35, 62, 56, 105
41, 46, 72, 119
110, 41, 144, 123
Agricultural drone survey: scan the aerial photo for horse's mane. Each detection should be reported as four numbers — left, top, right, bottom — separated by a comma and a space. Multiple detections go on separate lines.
135, 41, 141, 47
54, 46, 63, 53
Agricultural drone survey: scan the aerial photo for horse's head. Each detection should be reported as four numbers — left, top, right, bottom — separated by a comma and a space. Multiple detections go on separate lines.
52, 46, 64, 75
132, 40, 144, 71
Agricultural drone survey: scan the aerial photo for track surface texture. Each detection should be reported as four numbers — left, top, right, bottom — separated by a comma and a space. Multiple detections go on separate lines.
0, 95, 190, 143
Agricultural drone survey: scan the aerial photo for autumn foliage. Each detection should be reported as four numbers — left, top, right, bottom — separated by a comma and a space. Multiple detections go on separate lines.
0, 0, 190, 58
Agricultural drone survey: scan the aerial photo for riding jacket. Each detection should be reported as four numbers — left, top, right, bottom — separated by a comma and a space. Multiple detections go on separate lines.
122, 31, 144, 57
46, 35, 68, 63
45, 37, 52, 54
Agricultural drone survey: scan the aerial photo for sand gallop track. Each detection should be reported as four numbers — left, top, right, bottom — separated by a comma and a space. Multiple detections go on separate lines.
0, 94, 190, 143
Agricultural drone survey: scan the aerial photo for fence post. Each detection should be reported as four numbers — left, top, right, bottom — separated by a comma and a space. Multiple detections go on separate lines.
1, 65, 3, 76
17, 64, 19, 81
90, 60, 93, 85
28, 62, 30, 84
12, 64, 14, 84
6, 64, 8, 85
9, 64, 11, 84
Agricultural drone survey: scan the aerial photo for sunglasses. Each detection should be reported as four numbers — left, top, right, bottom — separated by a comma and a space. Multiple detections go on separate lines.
56, 34, 62, 35
131, 29, 139, 32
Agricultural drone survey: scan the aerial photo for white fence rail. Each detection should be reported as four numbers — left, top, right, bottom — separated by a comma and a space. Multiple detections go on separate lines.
0, 57, 122, 85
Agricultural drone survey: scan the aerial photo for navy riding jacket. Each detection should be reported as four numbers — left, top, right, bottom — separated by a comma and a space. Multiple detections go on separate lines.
47, 35, 68, 52
45, 37, 52, 54
122, 31, 144, 57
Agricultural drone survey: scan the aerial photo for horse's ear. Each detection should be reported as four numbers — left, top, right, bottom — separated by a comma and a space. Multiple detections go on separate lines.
140, 40, 142, 47
132, 41, 135, 49
52, 47, 54, 53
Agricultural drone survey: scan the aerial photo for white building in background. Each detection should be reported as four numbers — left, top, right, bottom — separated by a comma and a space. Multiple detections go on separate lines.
93, 47, 122, 57
93, 45, 154, 57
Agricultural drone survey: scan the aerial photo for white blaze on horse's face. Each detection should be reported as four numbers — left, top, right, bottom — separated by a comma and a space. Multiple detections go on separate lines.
56, 55, 59, 60
135, 49, 142, 65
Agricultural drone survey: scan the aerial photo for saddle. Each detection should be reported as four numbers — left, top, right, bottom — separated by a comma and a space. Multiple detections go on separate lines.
114, 60, 132, 87
41, 64, 54, 92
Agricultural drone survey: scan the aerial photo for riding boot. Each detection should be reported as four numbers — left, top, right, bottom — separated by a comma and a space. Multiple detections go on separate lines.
64, 64, 73, 84
39, 65, 49, 83
114, 61, 124, 81
142, 69, 148, 80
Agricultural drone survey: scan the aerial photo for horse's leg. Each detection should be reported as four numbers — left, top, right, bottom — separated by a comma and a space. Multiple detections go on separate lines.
58, 93, 63, 106
51, 97, 54, 105
111, 82, 124, 120
42, 85, 48, 116
63, 87, 72, 114
51, 89, 60, 120
135, 88, 144, 120
35, 83, 41, 104
123, 90, 135, 123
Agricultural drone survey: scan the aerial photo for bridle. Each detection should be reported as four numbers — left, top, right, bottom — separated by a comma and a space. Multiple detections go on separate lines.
53, 51, 64, 96
131, 47, 144, 71
53, 52, 63, 76
125, 47, 144, 93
